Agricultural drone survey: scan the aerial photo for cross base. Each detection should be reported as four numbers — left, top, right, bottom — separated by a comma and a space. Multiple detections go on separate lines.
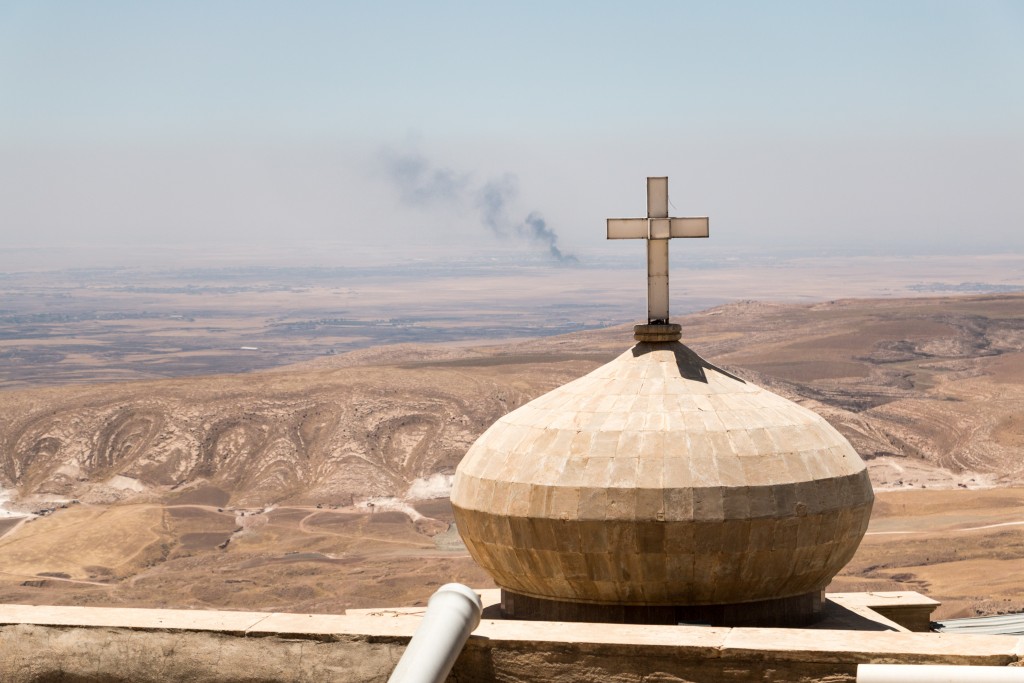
633, 323, 682, 343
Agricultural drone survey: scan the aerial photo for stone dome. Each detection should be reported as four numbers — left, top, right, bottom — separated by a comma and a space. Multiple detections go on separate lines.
451, 341, 874, 618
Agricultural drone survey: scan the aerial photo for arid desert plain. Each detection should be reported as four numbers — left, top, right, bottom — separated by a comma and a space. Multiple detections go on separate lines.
1, 258, 1023, 620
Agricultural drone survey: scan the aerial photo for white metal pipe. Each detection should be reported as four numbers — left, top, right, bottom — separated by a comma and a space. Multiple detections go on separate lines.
387, 583, 483, 683
858, 664, 1024, 682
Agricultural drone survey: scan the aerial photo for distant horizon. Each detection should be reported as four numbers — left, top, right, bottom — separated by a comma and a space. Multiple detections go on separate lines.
3, 241, 1024, 273
3, 247, 1023, 309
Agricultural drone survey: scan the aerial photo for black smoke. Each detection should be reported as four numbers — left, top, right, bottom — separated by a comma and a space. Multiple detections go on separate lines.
380, 149, 467, 206
475, 175, 577, 263
524, 212, 575, 263
381, 149, 578, 264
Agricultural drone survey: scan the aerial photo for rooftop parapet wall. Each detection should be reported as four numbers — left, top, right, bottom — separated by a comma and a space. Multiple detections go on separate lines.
1, 598, 1022, 683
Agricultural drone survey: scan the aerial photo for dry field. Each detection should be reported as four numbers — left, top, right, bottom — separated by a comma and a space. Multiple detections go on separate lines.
0, 496, 492, 613
0, 293, 1023, 618
0, 263, 641, 390
3, 252, 1023, 390
830, 487, 1024, 619
1, 489, 1018, 620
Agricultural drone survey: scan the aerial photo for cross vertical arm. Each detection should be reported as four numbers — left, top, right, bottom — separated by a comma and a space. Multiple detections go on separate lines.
647, 238, 669, 324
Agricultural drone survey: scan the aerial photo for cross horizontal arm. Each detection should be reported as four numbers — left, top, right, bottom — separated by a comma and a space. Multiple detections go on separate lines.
607, 217, 710, 240
670, 217, 709, 238
607, 218, 648, 239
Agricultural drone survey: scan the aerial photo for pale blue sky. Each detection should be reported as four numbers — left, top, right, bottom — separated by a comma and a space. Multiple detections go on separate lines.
1, 1, 1022, 261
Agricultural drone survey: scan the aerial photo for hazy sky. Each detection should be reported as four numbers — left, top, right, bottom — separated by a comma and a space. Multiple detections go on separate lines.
1, 1, 1022, 264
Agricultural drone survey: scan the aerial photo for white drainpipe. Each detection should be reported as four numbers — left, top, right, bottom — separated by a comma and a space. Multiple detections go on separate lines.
858, 664, 1024, 682
387, 583, 483, 683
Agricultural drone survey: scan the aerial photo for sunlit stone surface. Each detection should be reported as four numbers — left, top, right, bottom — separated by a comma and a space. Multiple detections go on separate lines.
451, 341, 874, 613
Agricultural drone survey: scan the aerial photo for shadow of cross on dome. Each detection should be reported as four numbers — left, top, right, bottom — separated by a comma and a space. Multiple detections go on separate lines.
631, 341, 746, 385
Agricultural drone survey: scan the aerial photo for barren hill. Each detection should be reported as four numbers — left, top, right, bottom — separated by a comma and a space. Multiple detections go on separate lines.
0, 358, 606, 508
3, 293, 1024, 508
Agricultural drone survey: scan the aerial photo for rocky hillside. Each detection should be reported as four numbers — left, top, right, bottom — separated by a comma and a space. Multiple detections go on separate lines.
3, 293, 1024, 509
0, 359, 601, 507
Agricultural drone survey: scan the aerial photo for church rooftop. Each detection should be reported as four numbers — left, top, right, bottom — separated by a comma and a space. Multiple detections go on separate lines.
2, 592, 1021, 682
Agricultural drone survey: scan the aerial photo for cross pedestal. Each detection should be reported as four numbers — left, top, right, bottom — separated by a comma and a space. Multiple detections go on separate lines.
607, 177, 708, 342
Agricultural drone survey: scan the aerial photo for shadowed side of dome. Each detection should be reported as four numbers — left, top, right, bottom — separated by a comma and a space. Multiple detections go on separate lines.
451, 342, 874, 621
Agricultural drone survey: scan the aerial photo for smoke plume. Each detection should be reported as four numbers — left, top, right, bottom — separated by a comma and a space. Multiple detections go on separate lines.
381, 149, 578, 264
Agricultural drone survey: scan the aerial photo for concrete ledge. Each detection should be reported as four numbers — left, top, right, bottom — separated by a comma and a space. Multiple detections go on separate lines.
829, 591, 942, 633
1, 602, 1021, 682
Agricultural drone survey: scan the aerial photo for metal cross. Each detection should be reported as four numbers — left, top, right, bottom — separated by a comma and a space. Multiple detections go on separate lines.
607, 177, 709, 325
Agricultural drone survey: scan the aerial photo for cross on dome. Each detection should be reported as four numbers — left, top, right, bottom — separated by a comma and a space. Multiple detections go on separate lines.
607, 177, 709, 328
